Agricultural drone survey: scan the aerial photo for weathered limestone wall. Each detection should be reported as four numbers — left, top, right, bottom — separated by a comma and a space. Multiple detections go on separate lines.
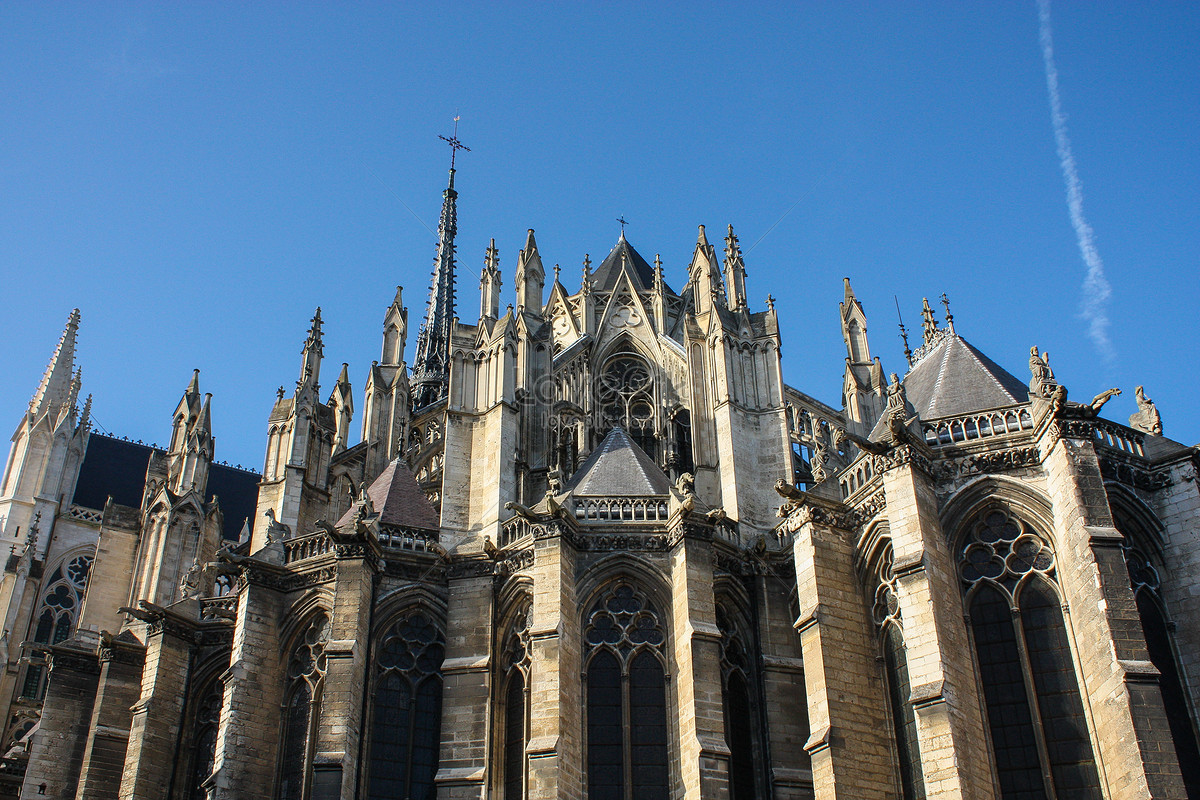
118, 626, 192, 800
20, 643, 99, 800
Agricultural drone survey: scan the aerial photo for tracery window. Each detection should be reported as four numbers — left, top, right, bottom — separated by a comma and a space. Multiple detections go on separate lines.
501, 602, 532, 800
584, 582, 669, 800
597, 352, 656, 458
870, 548, 923, 800
1122, 540, 1200, 798
366, 610, 445, 800
717, 602, 761, 800
21, 554, 92, 700
277, 613, 329, 800
187, 680, 223, 800
960, 509, 1102, 800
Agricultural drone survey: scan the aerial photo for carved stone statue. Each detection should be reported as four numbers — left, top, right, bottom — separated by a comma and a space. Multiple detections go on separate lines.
810, 439, 828, 484
674, 472, 696, 499
1028, 346, 1057, 397
179, 557, 204, 601
1129, 385, 1164, 435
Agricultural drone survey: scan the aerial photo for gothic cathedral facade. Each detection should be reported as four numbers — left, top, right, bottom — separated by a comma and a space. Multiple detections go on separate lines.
0, 163, 1198, 800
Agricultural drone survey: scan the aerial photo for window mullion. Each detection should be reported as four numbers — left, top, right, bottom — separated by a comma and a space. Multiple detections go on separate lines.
1010, 598, 1056, 798
622, 664, 632, 800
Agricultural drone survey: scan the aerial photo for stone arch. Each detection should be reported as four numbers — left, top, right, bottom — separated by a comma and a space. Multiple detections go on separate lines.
940, 475, 1056, 551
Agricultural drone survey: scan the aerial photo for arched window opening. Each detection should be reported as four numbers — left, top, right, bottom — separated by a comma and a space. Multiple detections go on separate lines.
187, 681, 223, 800
597, 352, 657, 460
672, 410, 694, 477
717, 604, 760, 800
584, 582, 669, 800
960, 509, 1102, 800
870, 548, 923, 800
1124, 543, 1200, 797
366, 610, 445, 800
277, 613, 329, 800
501, 603, 531, 800
22, 554, 92, 700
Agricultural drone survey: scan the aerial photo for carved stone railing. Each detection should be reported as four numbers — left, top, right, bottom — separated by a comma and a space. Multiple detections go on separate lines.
712, 518, 742, 548
1092, 420, 1146, 458
67, 505, 103, 524
922, 407, 1033, 447
572, 497, 669, 523
839, 454, 879, 500
199, 596, 237, 620
377, 525, 439, 553
283, 532, 334, 564
500, 516, 540, 548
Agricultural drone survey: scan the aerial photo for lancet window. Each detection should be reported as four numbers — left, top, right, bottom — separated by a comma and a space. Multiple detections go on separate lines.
869, 546, 923, 800
277, 613, 329, 800
187, 680, 223, 800
21, 553, 92, 700
1121, 534, 1200, 797
960, 508, 1102, 800
365, 609, 445, 800
584, 581, 669, 800
596, 351, 656, 458
717, 601, 761, 800
500, 601, 532, 800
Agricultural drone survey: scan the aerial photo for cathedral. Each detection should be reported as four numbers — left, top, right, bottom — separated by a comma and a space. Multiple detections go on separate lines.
0, 153, 1197, 800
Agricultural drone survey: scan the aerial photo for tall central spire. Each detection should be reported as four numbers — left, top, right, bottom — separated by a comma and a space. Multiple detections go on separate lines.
412, 122, 468, 411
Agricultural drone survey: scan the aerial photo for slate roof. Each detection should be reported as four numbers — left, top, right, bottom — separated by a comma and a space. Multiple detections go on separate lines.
72, 434, 260, 540
591, 234, 658, 292
872, 335, 1028, 440
336, 457, 440, 530
563, 427, 671, 496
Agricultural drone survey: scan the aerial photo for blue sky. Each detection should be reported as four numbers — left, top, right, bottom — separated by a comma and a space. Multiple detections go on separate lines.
1, 2, 1197, 470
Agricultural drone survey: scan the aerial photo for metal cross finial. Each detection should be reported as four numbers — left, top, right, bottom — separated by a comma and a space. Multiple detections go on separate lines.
439, 116, 471, 171
617, 216, 628, 235
895, 296, 913, 366
940, 292, 955, 333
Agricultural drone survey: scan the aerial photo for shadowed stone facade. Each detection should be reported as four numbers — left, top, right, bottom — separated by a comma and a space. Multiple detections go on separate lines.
0, 167, 1198, 800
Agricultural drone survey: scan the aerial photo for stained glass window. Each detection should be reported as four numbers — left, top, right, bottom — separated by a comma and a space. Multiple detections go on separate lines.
277, 613, 329, 800
501, 603, 531, 800
21, 554, 92, 700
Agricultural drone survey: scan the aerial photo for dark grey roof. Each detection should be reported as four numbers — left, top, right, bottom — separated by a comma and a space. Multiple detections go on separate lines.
564, 427, 670, 496
71, 434, 260, 540
335, 457, 439, 530
591, 235, 657, 292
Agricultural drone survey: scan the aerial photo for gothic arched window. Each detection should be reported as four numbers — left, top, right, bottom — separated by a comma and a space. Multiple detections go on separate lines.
22, 553, 92, 700
960, 509, 1102, 800
870, 548, 923, 800
597, 352, 656, 458
277, 613, 329, 800
366, 610, 445, 800
1122, 541, 1200, 798
187, 680, 223, 800
717, 602, 761, 800
501, 602, 531, 800
584, 582, 669, 800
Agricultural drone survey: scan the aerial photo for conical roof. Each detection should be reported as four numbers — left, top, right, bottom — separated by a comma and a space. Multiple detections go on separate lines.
563, 427, 670, 496
591, 233, 657, 291
336, 458, 440, 529
873, 335, 1027, 439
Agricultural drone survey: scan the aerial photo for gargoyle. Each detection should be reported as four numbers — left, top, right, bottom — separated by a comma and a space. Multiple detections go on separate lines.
774, 479, 803, 500
1086, 388, 1121, 416
504, 500, 540, 521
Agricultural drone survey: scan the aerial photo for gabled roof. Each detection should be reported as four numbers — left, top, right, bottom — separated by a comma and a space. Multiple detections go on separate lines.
901, 334, 1029, 421
563, 427, 670, 496
591, 234, 657, 292
337, 457, 439, 530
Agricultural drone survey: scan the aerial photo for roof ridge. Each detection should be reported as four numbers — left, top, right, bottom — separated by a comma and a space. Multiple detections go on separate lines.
956, 335, 1020, 401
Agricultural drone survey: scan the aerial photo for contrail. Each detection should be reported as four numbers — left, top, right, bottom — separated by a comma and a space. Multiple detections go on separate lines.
1037, 0, 1115, 364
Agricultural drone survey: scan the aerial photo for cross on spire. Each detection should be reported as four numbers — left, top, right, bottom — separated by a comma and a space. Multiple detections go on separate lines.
616, 216, 628, 236
439, 116, 470, 172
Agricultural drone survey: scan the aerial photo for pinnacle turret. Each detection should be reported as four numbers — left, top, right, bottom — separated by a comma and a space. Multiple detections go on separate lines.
723, 224, 748, 311
299, 307, 324, 392
29, 308, 80, 418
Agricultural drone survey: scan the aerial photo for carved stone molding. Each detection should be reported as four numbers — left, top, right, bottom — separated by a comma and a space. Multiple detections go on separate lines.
871, 444, 932, 477
1100, 457, 1172, 492
931, 446, 1042, 482
496, 549, 533, 576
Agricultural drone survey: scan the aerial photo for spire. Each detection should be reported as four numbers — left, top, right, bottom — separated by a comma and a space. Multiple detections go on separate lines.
723, 224, 748, 311
297, 307, 324, 394
689, 224, 726, 313
412, 128, 466, 410
30, 308, 80, 417
515, 228, 545, 313
79, 394, 92, 432
195, 393, 212, 437
940, 292, 955, 334
380, 286, 408, 366
330, 363, 354, 453
920, 298, 939, 345
840, 278, 872, 365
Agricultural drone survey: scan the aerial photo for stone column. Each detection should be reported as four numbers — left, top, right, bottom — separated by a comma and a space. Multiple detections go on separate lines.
73, 632, 146, 799
670, 520, 731, 800
788, 504, 894, 800
526, 522, 582, 800
208, 567, 286, 800
435, 551, 494, 800
118, 617, 194, 800
20, 641, 100, 800
1042, 421, 1185, 799
311, 546, 377, 799
752, 570, 812, 799
879, 450, 995, 800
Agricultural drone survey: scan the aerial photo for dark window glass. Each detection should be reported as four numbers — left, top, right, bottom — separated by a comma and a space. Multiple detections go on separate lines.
970, 584, 1046, 800
278, 682, 312, 800
411, 677, 441, 800
629, 651, 669, 799
1020, 579, 1103, 799
367, 671, 412, 799
587, 650, 623, 800
188, 683, 223, 800
1136, 592, 1200, 798
724, 671, 757, 800
883, 625, 924, 800
504, 672, 526, 800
